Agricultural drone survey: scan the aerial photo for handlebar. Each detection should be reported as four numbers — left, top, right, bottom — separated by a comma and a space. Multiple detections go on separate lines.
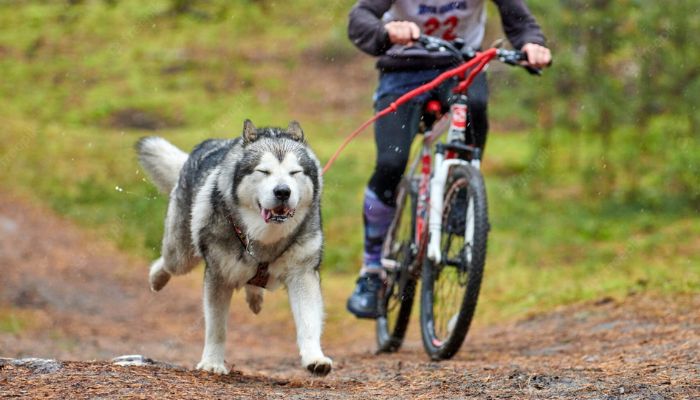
417, 35, 546, 76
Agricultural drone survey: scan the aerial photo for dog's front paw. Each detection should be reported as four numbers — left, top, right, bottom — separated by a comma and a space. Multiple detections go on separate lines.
196, 359, 229, 375
303, 356, 332, 376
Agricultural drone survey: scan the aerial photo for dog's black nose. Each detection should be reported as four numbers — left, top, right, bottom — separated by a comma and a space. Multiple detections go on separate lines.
273, 184, 291, 201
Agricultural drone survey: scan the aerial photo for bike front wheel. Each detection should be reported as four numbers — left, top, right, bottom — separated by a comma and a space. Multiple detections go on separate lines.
420, 164, 488, 360
376, 178, 418, 353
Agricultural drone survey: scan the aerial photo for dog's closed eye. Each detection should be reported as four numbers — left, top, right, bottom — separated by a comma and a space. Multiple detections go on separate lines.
256, 169, 271, 175
290, 170, 303, 176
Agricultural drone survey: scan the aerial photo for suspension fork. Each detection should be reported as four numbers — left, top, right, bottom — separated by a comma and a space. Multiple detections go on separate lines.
427, 145, 470, 264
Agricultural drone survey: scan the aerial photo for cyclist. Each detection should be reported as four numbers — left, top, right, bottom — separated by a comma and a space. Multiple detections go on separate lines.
346, 0, 552, 318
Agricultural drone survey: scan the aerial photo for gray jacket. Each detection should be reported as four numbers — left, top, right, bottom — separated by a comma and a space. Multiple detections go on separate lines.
348, 0, 547, 71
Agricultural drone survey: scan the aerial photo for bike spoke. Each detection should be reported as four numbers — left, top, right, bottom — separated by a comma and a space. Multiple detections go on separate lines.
429, 176, 479, 344
378, 180, 419, 353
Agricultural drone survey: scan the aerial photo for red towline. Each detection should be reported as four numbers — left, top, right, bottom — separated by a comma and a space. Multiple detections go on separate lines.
321, 48, 497, 176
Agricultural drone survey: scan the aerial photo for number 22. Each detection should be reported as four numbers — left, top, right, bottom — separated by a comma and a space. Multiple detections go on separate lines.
423, 16, 459, 41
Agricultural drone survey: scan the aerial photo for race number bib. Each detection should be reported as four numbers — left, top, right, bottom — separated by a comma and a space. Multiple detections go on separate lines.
383, 0, 487, 49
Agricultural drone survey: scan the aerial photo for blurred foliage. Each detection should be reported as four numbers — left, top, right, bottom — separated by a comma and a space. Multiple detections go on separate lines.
491, 0, 700, 206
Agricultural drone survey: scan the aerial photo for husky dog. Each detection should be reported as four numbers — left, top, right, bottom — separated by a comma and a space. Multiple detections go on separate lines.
136, 120, 331, 376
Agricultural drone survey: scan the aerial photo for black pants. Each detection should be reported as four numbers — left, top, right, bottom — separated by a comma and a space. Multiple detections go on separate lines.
368, 72, 489, 206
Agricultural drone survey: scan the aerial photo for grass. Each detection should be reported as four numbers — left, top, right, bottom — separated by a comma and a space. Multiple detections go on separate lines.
0, 308, 47, 336
0, 312, 24, 335
0, 0, 697, 328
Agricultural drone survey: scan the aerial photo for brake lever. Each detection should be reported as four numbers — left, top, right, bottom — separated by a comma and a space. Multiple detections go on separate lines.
418, 35, 462, 58
417, 35, 441, 51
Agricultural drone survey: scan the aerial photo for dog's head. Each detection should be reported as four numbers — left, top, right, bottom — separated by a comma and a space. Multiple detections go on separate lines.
234, 119, 320, 225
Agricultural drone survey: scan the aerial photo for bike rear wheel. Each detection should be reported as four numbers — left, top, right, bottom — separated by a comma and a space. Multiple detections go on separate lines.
376, 178, 418, 353
420, 164, 488, 360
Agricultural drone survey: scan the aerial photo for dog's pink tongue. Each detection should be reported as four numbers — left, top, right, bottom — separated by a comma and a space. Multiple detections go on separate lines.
261, 208, 272, 223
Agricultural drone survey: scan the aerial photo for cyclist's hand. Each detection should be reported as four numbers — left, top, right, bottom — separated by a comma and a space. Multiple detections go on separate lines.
521, 43, 552, 69
385, 21, 420, 46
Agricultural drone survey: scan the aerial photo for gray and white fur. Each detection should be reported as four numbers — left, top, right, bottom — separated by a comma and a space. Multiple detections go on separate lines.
136, 120, 331, 376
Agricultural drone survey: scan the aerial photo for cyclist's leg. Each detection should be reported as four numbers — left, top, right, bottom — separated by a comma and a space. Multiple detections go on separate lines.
364, 94, 423, 270
347, 94, 423, 319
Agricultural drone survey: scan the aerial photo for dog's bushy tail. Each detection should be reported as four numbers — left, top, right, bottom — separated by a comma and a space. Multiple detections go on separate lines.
136, 137, 188, 194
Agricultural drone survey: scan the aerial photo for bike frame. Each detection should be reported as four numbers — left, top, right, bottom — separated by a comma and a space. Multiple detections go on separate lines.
405, 103, 481, 269
375, 37, 546, 358
376, 38, 539, 275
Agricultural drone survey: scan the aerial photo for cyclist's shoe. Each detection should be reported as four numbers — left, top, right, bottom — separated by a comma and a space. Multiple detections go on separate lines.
346, 273, 383, 319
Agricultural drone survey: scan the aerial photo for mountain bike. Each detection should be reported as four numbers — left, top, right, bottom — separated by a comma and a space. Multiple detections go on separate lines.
376, 35, 544, 360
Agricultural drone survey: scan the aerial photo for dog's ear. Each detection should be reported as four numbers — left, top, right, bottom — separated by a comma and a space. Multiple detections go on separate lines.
286, 120, 305, 142
242, 119, 258, 144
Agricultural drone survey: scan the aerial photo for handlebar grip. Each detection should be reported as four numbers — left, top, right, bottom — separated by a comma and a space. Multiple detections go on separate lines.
516, 50, 553, 76
514, 50, 528, 62
524, 59, 553, 76
525, 65, 543, 76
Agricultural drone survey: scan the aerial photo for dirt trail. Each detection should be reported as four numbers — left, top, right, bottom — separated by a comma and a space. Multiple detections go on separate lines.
0, 191, 698, 399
